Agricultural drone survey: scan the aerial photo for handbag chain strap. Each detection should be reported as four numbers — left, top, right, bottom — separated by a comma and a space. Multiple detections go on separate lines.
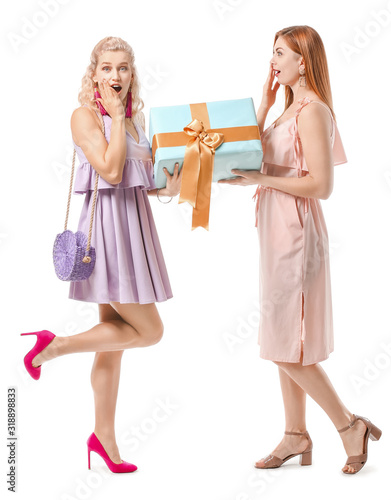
64, 109, 105, 263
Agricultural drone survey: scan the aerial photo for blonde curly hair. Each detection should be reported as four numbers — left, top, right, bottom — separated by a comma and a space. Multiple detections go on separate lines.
78, 36, 145, 128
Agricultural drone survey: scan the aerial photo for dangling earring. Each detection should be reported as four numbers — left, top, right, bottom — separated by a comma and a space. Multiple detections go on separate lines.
299, 65, 306, 87
125, 83, 132, 118
94, 82, 108, 115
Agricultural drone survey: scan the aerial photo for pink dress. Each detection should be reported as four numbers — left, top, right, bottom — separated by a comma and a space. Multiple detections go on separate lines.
253, 97, 348, 365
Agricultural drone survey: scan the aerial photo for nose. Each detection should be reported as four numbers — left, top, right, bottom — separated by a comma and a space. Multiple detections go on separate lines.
111, 69, 120, 81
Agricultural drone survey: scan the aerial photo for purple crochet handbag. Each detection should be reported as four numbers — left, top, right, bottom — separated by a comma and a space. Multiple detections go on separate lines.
53, 111, 105, 281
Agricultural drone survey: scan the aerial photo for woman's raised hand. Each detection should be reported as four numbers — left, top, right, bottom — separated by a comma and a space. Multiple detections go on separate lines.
95, 79, 125, 119
260, 62, 280, 110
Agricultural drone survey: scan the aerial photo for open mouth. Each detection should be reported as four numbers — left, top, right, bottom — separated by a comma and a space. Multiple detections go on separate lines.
275, 70, 281, 76
111, 84, 122, 93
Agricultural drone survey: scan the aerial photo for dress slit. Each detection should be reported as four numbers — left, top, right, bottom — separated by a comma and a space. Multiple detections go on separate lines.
301, 291, 305, 342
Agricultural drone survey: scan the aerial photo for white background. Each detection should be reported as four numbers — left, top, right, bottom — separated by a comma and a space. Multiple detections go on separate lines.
1, 0, 390, 499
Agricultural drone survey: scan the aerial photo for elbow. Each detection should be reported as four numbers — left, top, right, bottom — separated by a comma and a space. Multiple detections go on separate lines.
314, 177, 333, 200
105, 165, 122, 185
318, 185, 333, 200
109, 173, 123, 185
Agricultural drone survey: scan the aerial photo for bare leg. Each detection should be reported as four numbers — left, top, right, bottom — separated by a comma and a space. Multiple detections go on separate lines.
256, 347, 309, 467
31, 302, 163, 464
274, 358, 352, 430
32, 301, 164, 367
91, 349, 124, 463
90, 304, 125, 464
274, 352, 366, 473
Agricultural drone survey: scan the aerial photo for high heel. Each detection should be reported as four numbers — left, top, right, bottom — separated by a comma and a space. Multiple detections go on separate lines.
87, 432, 137, 473
255, 430, 313, 469
338, 414, 382, 474
20, 330, 56, 380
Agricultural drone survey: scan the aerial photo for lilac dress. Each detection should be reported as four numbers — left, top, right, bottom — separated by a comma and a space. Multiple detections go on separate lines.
68, 108, 173, 304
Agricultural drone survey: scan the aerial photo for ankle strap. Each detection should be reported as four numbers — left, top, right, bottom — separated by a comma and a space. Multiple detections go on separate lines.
337, 414, 357, 433
284, 430, 308, 436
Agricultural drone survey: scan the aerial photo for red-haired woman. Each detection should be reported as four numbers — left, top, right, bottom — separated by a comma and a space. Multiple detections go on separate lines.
219, 25, 381, 474
21, 37, 182, 473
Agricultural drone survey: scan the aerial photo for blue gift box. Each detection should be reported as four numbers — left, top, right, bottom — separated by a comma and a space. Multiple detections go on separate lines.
149, 97, 263, 189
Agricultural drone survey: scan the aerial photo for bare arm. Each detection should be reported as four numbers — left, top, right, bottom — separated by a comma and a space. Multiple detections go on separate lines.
71, 107, 127, 185
256, 104, 271, 135
256, 62, 280, 134
219, 103, 334, 200
262, 103, 334, 199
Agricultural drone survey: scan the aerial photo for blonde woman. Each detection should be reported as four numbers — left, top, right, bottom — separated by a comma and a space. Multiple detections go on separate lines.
21, 36, 182, 473
219, 25, 382, 474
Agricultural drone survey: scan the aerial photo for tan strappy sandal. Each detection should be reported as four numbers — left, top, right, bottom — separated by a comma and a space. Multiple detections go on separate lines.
254, 430, 313, 469
337, 414, 382, 474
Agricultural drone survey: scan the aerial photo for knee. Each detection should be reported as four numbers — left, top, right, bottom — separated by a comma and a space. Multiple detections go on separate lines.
138, 321, 164, 347
150, 321, 164, 345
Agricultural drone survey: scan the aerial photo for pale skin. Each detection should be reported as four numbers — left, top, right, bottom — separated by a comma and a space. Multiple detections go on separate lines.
32, 50, 182, 464
219, 37, 365, 473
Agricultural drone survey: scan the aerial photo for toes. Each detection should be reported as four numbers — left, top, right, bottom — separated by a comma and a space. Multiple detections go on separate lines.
31, 358, 41, 368
342, 465, 357, 474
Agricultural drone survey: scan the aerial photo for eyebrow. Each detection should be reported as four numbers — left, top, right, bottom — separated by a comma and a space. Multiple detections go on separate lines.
100, 62, 129, 65
273, 47, 284, 51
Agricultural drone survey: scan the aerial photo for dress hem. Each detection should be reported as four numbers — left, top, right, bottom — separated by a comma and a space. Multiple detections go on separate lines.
68, 294, 174, 305
259, 348, 334, 366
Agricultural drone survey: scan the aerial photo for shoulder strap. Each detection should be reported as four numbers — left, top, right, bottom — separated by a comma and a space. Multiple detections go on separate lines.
65, 108, 104, 261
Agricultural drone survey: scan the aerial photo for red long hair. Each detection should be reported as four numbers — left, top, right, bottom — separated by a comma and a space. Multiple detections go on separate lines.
274, 25, 336, 122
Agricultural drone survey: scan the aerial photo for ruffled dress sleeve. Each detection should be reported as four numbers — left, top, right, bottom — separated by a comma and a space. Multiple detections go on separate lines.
72, 151, 156, 194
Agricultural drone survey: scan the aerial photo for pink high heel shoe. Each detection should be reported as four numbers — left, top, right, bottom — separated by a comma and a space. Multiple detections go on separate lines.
20, 330, 56, 380
87, 432, 137, 473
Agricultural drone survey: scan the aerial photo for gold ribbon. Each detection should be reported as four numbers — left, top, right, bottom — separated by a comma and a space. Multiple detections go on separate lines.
178, 119, 224, 230
152, 126, 260, 160
151, 102, 261, 230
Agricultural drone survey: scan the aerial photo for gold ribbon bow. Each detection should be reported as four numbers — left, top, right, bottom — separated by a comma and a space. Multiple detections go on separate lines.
178, 119, 224, 230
